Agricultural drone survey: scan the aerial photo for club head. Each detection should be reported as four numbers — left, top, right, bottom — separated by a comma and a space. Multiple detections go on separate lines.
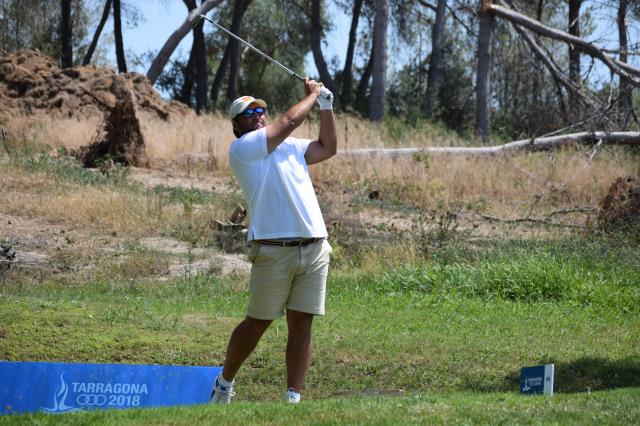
189, 13, 211, 29
188, 12, 202, 28
199, 14, 214, 25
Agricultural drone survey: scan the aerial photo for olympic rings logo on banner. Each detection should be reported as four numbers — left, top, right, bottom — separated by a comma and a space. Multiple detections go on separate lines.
76, 394, 107, 405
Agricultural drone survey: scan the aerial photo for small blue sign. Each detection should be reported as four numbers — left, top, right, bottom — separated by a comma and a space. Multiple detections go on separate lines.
0, 361, 221, 415
520, 364, 554, 395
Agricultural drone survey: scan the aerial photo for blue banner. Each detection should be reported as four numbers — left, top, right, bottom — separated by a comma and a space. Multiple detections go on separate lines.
0, 361, 221, 415
520, 364, 554, 395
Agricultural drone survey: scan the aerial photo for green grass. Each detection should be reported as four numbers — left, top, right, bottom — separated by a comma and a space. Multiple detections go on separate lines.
373, 249, 639, 309
1, 216, 638, 424
5, 143, 129, 187
1, 143, 639, 423
1, 242, 639, 414
2, 389, 639, 425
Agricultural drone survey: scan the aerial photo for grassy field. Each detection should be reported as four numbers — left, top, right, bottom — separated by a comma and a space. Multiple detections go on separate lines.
1, 247, 639, 423
1, 118, 639, 424
1, 389, 638, 425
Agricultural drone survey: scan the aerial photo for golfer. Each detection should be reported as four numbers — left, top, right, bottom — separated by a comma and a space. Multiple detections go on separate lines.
210, 77, 336, 404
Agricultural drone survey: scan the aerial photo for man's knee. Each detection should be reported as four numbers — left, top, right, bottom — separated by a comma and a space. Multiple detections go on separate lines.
241, 316, 272, 335
286, 310, 314, 333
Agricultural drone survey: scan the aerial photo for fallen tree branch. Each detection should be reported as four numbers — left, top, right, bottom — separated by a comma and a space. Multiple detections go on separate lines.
545, 207, 596, 217
476, 212, 585, 229
341, 131, 640, 156
489, 1, 640, 86
508, 11, 600, 110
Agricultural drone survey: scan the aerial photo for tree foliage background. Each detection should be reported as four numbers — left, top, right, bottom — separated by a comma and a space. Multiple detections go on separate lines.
0, 0, 638, 141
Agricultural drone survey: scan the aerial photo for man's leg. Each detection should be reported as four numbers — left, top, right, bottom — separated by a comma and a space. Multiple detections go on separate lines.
221, 316, 272, 381
285, 309, 314, 392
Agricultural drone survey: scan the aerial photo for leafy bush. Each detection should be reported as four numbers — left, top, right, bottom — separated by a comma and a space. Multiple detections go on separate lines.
375, 252, 617, 304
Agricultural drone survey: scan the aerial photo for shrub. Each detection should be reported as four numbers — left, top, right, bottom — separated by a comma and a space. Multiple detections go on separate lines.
376, 253, 599, 303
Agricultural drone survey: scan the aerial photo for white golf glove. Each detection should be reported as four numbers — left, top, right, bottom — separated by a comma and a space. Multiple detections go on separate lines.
316, 86, 334, 110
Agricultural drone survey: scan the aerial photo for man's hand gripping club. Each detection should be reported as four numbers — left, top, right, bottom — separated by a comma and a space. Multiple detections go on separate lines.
303, 79, 337, 164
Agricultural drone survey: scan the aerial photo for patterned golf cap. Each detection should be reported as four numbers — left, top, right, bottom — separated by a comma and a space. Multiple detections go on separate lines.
229, 96, 267, 118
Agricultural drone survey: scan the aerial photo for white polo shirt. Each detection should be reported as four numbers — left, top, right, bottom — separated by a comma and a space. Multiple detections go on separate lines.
228, 127, 328, 241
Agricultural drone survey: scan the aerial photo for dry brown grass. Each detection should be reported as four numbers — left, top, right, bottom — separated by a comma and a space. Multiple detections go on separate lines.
312, 148, 636, 217
139, 111, 230, 167
2, 110, 637, 246
1, 166, 223, 237
5, 113, 102, 151
3, 110, 471, 170
289, 113, 468, 150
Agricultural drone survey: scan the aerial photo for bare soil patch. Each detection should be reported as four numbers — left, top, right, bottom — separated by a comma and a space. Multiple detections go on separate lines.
0, 211, 249, 281
127, 167, 234, 194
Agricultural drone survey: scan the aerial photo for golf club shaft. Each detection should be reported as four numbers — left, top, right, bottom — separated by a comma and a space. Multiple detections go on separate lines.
199, 15, 304, 82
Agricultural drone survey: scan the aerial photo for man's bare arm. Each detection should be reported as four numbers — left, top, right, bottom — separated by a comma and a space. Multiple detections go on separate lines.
265, 78, 321, 154
304, 109, 337, 165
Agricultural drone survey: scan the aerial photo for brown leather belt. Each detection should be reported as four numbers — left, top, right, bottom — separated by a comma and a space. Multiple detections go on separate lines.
253, 238, 324, 247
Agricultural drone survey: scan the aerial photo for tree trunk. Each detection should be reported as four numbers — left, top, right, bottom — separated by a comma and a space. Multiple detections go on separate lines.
210, 0, 250, 105
532, 0, 545, 106
210, 46, 230, 105
223, 0, 251, 105
226, 35, 241, 103
179, 0, 198, 107
226, 15, 242, 102
474, 1, 494, 144
424, 0, 447, 118
181, 0, 208, 113
146, 0, 224, 84
83, 0, 112, 65
193, 14, 207, 113
179, 39, 196, 106
568, 0, 582, 113
340, 0, 363, 107
369, 0, 388, 122
310, 0, 340, 109
60, 0, 73, 68
355, 43, 374, 115
113, 0, 127, 73
511, 22, 598, 110
618, 0, 632, 127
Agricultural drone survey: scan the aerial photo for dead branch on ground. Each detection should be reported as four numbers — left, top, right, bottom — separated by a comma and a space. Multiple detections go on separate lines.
342, 131, 640, 156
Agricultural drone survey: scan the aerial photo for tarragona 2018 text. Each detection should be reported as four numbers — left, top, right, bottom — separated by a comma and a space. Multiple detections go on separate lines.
71, 382, 148, 394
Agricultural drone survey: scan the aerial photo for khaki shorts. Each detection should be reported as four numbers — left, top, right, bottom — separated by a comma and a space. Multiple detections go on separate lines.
246, 239, 332, 320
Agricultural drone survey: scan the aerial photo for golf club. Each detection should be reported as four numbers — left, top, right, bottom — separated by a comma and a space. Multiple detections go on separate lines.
198, 14, 304, 82
198, 14, 331, 100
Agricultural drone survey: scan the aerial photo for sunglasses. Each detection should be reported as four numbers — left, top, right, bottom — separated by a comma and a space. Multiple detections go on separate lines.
239, 107, 266, 117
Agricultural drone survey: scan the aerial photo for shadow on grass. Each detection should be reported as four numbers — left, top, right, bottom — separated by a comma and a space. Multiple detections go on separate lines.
503, 357, 640, 393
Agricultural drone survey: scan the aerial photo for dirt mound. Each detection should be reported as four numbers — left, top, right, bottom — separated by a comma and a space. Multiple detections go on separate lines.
597, 176, 640, 234
0, 49, 190, 121
0, 49, 204, 166
79, 78, 150, 167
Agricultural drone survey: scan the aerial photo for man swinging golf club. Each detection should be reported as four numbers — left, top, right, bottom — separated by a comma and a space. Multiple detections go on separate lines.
210, 77, 336, 404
